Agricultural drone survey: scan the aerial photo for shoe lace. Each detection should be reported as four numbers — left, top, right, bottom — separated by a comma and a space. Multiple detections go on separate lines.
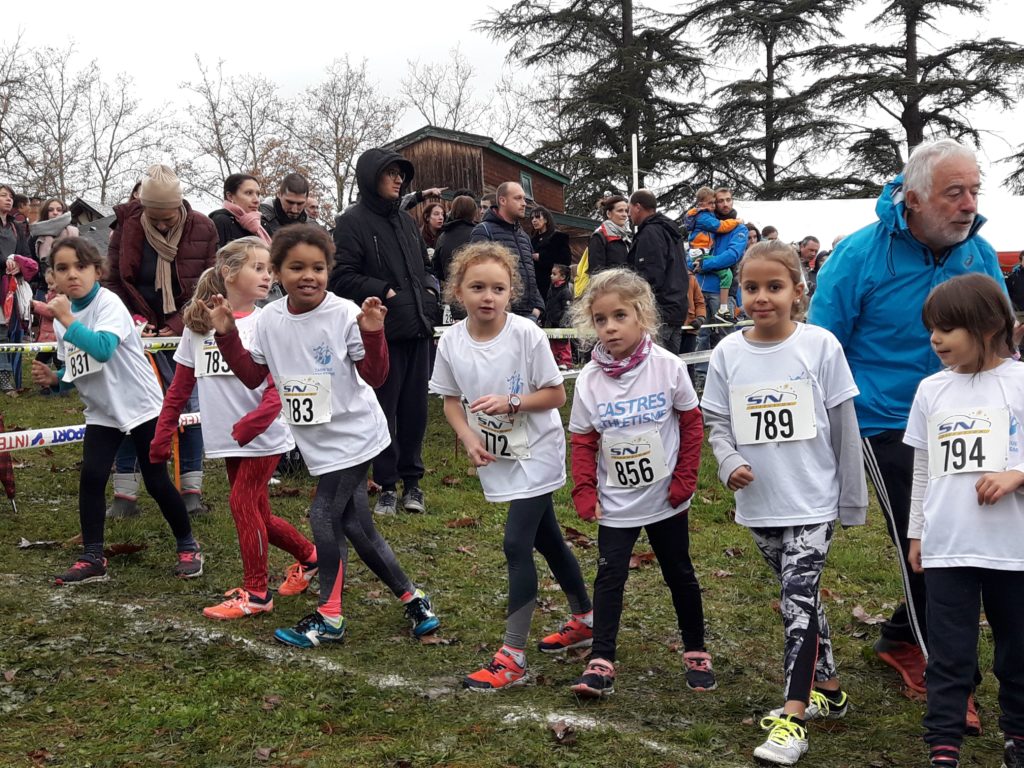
69, 558, 95, 572
760, 716, 806, 745
809, 689, 832, 717
557, 619, 585, 638
684, 654, 712, 672
584, 659, 614, 676
178, 550, 200, 563
405, 597, 430, 622
294, 612, 328, 634
219, 587, 249, 606
283, 562, 305, 582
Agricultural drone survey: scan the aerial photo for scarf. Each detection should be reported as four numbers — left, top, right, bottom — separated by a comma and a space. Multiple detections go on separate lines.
31, 213, 77, 264
140, 205, 187, 315
591, 332, 652, 378
222, 201, 271, 245
601, 219, 632, 246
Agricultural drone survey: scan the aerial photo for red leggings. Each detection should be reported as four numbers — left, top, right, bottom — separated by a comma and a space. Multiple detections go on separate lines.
225, 455, 315, 595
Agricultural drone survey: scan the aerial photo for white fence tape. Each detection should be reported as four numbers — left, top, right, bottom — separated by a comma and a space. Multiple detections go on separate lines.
0, 413, 201, 452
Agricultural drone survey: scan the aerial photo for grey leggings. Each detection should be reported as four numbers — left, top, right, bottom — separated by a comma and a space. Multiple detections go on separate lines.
311, 461, 414, 615
503, 492, 592, 649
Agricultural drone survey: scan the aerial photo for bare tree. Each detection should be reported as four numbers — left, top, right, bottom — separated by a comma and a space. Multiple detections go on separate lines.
281, 56, 401, 209
482, 68, 538, 152
179, 57, 242, 193
401, 46, 486, 131
85, 73, 170, 204
0, 33, 31, 182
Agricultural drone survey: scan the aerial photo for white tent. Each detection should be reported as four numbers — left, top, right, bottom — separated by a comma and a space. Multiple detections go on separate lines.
736, 194, 1023, 256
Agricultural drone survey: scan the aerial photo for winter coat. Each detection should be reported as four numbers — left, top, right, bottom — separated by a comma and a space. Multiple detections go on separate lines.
103, 199, 218, 335
587, 222, 629, 274
685, 272, 706, 332
1006, 264, 1024, 312
531, 228, 572, 298
689, 212, 747, 295
683, 207, 741, 251
808, 174, 1004, 437
260, 197, 307, 236
432, 217, 475, 286
209, 208, 250, 248
627, 212, 689, 326
0, 214, 28, 261
544, 281, 572, 328
470, 209, 545, 317
329, 147, 439, 341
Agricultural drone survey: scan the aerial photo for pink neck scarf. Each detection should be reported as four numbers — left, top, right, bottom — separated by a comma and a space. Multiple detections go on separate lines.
223, 201, 272, 245
591, 333, 653, 378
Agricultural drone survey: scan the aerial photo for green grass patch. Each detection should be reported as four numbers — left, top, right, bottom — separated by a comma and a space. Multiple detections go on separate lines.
0, 380, 1006, 767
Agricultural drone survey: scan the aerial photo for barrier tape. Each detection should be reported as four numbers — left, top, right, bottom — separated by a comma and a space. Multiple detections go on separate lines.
0, 413, 201, 453
0, 321, 751, 353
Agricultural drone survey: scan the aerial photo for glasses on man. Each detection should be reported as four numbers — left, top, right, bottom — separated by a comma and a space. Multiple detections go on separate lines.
384, 168, 405, 180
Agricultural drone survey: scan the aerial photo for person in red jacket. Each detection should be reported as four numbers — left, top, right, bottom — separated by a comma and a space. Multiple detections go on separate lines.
102, 164, 218, 517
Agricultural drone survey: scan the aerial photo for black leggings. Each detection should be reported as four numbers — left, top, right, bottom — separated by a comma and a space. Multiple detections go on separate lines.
80, 419, 192, 556
592, 512, 705, 662
503, 492, 591, 649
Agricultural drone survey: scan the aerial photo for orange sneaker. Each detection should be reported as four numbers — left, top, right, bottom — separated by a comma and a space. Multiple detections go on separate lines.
463, 648, 528, 691
277, 561, 318, 596
538, 618, 593, 653
202, 588, 274, 620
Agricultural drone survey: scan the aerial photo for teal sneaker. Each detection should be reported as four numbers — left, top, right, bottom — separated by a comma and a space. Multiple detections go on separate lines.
405, 594, 440, 637
274, 612, 345, 648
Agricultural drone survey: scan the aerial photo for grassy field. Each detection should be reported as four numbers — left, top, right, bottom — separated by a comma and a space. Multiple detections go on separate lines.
0, 377, 1006, 768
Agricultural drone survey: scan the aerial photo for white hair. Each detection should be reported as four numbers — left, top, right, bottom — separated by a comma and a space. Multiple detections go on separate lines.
902, 139, 977, 199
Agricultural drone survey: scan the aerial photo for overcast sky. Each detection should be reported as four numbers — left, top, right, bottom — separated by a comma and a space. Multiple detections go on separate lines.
4, 0, 1023, 191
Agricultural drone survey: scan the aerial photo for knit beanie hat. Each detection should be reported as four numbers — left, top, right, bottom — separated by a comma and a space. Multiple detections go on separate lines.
139, 164, 183, 209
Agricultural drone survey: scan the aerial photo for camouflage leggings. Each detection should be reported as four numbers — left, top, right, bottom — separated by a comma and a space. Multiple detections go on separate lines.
750, 521, 836, 704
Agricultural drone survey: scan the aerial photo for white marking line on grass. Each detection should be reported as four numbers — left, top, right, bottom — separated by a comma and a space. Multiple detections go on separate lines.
44, 591, 686, 759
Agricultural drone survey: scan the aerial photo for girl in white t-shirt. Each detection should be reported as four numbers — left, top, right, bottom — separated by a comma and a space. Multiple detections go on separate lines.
208, 225, 439, 649
904, 274, 1024, 768
30, 237, 202, 586
567, 268, 714, 700
150, 237, 317, 621
701, 241, 866, 766
430, 242, 592, 692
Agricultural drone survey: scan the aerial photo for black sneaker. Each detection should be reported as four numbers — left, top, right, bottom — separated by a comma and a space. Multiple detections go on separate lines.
174, 548, 204, 579
570, 658, 616, 699
405, 594, 440, 637
374, 489, 398, 516
55, 556, 109, 586
1005, 739, 1024, 768
930, 745, 960, 767
401, 486, 426, 513
683, 650, 717, 691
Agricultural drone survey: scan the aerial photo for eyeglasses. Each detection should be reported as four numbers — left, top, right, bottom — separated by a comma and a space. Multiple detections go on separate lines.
383, 168, 405, 180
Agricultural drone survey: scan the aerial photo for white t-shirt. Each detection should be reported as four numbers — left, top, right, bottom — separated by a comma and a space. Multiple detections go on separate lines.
247, 293, 390, 476
175, 309, 295, 459
904, 360, 1024, 570
55, 287, 164, 432
429, 313, 566, 502
701, 323, 859, 527
569, 345, 699, 527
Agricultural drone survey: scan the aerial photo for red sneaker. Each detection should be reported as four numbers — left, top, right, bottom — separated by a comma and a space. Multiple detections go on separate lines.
965, 693, 982, 737
277, 561, 318, 596
537, 618, 593, 654
203, 588, 274, 620
874, 637, 926, 694
463, 649, 528, 691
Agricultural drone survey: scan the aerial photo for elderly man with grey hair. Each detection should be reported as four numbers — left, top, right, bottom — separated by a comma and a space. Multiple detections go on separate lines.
809, 139, 1004, 722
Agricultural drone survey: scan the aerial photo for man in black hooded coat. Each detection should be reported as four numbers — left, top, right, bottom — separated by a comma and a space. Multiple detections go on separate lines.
329, 148, 439, 515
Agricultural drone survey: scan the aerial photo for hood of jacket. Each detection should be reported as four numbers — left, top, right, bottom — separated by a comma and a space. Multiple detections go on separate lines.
638, 212, 683, 244
356, 148, 415, 217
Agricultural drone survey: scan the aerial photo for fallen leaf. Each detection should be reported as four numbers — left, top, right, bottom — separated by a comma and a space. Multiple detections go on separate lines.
103, 542, 147, 557
419, 634, 454, 646
394, 760, 413, 768
319, 721, 340, 735
41, 448, 54, 456
270, 486, 302, 497
852, 605, 886, 625
27, 749, 52, 766
712, 569, 733, 578
445, 517, 477, 528
770, 599, 781, 613
742, 716, 755, 726
261, 695, 283, 711
3, 668, 15, 682
723, 547, 744, 558
549, 719, 577, 746
16, 537, 60, 549
366, 590, 382, 600
456, 545, 476, 557
441, 475, 461, 487
628, 551, 656, 569
65, 533, 83, 546
563, 526, 594, 548
254, 746, 275, 761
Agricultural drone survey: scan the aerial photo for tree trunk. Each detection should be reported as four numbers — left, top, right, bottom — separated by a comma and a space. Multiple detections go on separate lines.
902, 6, 924, 150
763, 29, 777, 199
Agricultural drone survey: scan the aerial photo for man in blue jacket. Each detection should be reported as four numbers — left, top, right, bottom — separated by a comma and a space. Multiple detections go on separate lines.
809, 139, 1003, 723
